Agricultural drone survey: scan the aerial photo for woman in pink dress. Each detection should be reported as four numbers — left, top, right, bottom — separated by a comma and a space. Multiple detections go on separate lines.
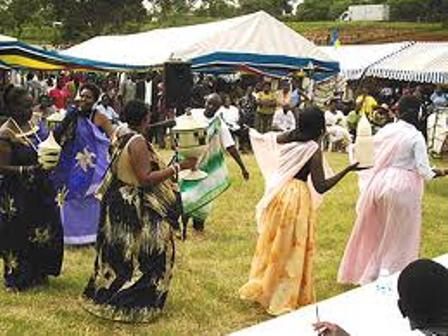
338, 95, 447, 285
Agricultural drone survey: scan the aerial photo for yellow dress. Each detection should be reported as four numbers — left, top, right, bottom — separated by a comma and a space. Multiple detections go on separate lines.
240, 179, 316, 316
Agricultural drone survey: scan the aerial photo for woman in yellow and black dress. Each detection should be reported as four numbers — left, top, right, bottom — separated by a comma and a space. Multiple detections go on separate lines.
83, 100, 196, 322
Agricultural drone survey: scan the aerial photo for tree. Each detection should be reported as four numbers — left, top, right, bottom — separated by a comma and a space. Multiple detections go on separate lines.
239, 0, 291, 16
48, 0, 147, 42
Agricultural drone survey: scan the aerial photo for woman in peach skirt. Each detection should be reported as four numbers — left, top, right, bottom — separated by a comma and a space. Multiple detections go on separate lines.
240, 107, 358, 315
338, 96, 447, 286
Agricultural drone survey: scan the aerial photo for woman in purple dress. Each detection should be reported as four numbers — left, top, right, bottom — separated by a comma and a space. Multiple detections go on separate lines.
54, 83, 114, 245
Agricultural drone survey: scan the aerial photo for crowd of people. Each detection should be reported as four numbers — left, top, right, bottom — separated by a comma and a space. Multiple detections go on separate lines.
0, 69, 448, 330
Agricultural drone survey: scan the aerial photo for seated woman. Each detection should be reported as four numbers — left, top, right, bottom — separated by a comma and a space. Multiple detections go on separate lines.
239, 106, 358, 315
0, 85, 63, 291
83, 100, 196, 322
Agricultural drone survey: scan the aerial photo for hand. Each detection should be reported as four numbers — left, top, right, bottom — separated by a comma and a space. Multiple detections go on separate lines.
241, 168, 250, 180
347, 162, 370, 172
313, 322, 350, 336
179, 157, 198, 170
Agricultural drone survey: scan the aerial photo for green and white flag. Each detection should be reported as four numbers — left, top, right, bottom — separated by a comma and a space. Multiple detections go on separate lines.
180, 116, 230, 219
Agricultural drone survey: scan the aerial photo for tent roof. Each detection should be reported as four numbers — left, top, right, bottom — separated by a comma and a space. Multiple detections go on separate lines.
319, 42, 412, 80
63, 11, 338, 73
0, 35, 143, 71
367, 42, 448, 84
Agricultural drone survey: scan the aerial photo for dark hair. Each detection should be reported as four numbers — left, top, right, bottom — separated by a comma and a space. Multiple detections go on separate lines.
398, 95, 420, 128
79, 83, 101, 102
121, 100, 149, 127
3, 84, 28, 109
398, 259, 448, 327
294, 106, 326, 142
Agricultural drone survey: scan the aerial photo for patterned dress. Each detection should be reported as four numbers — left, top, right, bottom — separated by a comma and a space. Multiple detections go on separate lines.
53, 106, 110, 245
0, 129, 63, 291
83, 133, 182, 322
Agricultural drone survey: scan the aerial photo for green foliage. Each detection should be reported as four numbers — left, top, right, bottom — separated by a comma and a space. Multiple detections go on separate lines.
239, 0, 291, 16
48, 0, 146, 42
296, 0, 448, 22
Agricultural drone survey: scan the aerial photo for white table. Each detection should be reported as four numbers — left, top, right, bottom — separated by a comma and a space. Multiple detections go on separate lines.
231, 254, 448, 336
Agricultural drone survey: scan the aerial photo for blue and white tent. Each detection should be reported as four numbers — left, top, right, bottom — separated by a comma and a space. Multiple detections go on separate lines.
63, 11, 339, 76
366, 42, 448, 84
0, 34, 143, 72
319, 42, 412, 80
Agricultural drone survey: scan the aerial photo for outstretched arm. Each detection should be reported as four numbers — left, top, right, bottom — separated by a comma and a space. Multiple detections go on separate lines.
310, 148, 357, 194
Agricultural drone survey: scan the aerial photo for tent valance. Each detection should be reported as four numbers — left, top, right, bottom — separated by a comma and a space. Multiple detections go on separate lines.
0, 35, 144, 72
319, 42, 413, 80
366, 42, 448, 84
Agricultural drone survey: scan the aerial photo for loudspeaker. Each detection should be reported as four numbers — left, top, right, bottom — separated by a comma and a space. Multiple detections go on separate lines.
164, 62, 192, 109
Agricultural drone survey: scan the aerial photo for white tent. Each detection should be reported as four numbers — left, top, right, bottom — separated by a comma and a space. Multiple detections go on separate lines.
63, 11, 338, 74
319, 42, 412, 80
367, 42, 448, 84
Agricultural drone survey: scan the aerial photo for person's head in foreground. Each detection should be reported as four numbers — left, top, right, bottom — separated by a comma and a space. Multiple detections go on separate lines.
398, 259, 448, 336
313, 259, 448, 336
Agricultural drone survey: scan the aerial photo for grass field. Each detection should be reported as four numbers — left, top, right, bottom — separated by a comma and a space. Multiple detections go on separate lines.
1, 152, 448, 335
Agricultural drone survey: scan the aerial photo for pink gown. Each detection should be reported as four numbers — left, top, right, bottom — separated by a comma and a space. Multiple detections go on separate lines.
338, 120, 434, 285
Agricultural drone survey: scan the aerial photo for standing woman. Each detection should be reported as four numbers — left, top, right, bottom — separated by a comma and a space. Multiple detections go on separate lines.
83, 100, 196, 322
240, 107, 357, 315
53, 83, 114, 245
338, 95, 447, 286
0, 85, 63, 291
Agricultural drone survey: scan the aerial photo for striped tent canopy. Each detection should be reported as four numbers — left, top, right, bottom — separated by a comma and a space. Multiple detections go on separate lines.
64, 11, 339, 76
319, 42, 413, 80
367, 42, 448, 84
0, 60, 11, 70
0, 34, 144, 72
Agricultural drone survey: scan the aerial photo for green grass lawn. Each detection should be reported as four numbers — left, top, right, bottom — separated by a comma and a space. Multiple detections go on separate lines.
1, 152, 448, 335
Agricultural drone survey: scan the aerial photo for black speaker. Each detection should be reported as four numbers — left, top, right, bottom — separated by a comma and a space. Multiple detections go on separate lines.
164, 61, 192, 109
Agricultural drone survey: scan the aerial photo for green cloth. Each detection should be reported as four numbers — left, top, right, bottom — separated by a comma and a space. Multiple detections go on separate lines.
180, 116, 230, 220
346, 111, 361, 131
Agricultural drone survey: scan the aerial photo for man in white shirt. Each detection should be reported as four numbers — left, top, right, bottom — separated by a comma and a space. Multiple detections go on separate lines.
430, 86, 448, 107
324, 98, 350, 151
218, 95, 240, 132
187, 93, 249, 232
96, 94, 120, 124
272, 107, 296, 132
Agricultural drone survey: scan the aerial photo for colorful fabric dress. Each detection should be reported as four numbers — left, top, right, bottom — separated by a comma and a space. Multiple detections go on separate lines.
239, 130, 323, 316
180, 111, 231, 222
338, 120, 434, 285
53, 106, 110, 245
83, 133, 182, 323
0, 127, 63, 290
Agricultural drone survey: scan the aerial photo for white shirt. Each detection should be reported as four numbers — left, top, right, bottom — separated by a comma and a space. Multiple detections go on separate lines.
190, 109, 235, 149
272, 109, 296, 132
325, 110, 346, 127
431, 92, 448, 107
144, 80, 152, 106
218, 105, 240, 131
96, 104, 119, 122
378, 120, 435, 180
